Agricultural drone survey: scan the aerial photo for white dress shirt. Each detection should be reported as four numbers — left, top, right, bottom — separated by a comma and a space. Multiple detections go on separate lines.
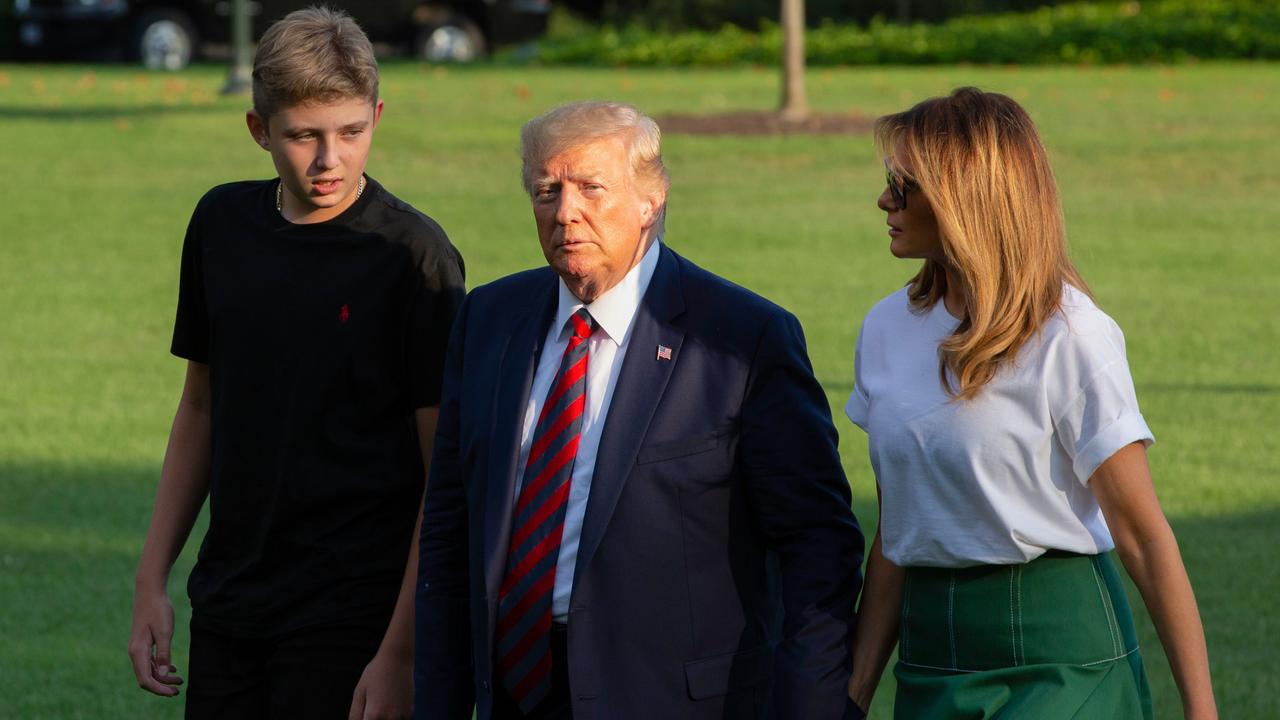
514, 240, 661, 621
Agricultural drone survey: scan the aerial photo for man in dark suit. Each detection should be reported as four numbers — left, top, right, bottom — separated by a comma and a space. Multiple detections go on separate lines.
415, 101, 864, 720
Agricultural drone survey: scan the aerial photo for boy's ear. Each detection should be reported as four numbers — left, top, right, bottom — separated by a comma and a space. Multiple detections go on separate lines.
372, 99, 384, 128
246, 110, 270, 150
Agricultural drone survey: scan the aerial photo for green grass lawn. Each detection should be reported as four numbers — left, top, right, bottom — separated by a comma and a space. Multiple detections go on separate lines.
1, 61, 1277, 718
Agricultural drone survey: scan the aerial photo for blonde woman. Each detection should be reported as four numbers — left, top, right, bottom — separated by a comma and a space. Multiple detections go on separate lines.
844, 88, 1216, 719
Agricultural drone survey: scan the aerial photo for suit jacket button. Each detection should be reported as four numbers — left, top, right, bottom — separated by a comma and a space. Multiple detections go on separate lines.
482, 680, 490, 691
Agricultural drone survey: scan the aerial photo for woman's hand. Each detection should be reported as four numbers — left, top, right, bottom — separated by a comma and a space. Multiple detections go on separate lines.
847, 525, 904, 717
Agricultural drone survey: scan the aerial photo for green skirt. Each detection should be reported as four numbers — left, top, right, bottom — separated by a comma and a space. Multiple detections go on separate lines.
894, 551, 1152, 719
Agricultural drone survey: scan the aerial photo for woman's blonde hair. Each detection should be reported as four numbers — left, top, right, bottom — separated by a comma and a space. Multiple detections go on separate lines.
875, 87, 1091, 400
252, 6, 379, 122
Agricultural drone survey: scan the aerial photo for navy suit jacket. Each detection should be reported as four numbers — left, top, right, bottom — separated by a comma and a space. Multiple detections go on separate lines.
415, 245, 864, 720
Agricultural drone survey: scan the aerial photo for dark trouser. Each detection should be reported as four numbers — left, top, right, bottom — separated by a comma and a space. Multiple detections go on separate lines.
185, 616, 384, 720
492, 623, 572, 720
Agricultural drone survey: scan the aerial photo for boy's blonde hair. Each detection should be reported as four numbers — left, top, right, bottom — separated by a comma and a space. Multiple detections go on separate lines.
252, 6, 379, 121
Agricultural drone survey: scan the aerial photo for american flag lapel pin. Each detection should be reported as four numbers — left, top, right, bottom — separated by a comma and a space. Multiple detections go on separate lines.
656, 344, 673, 361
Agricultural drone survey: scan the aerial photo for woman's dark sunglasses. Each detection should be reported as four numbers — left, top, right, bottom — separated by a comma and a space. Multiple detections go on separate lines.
884, 160, 918, 210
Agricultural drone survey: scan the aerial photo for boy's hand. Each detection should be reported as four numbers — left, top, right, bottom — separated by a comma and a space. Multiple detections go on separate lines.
348, 649, 412, 720
128, 587, 184, 696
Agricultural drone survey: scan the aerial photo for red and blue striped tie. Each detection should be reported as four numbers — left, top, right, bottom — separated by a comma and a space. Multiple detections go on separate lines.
496, 308, 594, 712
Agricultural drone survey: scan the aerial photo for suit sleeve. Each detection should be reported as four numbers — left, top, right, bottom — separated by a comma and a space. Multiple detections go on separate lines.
739, 310, 865, 719
415, 294, 476, 720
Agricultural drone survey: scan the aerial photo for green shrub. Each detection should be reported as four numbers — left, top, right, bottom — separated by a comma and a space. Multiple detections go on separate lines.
519, 0, 1280, 66
587, 0, 1103, 32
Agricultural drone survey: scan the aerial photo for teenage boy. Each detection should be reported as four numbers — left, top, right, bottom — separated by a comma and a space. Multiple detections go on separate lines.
127, 7, 464, 718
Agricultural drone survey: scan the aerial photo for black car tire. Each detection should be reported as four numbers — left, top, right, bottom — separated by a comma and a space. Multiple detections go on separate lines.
129, 8, 198, 71
414, 9, 486, 63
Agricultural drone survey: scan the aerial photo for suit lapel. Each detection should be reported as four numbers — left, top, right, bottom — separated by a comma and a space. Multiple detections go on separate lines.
483, 272, 558, 606
573, 246, 686, 584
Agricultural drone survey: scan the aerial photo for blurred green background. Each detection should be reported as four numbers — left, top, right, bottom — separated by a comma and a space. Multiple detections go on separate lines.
0, 58, 1277, 718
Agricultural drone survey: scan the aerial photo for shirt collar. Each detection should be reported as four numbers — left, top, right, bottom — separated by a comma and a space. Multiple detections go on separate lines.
554, 238, 662, 348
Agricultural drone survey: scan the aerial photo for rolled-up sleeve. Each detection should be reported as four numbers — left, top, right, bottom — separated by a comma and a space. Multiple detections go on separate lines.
1050, 318, 1154, 484
844, 327, 870, 431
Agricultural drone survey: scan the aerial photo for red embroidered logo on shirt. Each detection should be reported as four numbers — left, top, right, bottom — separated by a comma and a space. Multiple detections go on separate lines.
338, 304, 351, 324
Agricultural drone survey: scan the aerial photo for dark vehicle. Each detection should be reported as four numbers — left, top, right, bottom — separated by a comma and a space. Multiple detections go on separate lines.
8, 0, 551, 68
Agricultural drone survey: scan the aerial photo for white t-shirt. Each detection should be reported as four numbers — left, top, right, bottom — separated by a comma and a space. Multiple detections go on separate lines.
846, 285, 1153, 568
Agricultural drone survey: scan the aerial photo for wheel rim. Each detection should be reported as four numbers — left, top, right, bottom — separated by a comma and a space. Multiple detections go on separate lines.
422, 25, 477, 62
140, 20, 191, 71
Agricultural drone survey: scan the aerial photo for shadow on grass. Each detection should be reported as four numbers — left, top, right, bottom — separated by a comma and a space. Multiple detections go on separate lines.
0, 460, 162, 538
0, 103, 225, 121
0, 460, 192, 720
0, 460, 1275, 718
1131, 509, 1280, 719
1140, 382, 1280, 396
820, 380, 1280, 397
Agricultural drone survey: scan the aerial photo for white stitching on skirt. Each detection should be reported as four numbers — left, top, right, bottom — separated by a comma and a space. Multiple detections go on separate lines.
1015, 564, 1025, 666
898, 659, 981, 674
901, 572, 912, 662
1081, 645, 1140, 667
1008, 567, 1017, 666
1089, 557, 1122, 657
948, 571, 957, 670
898, 645, 1139, 674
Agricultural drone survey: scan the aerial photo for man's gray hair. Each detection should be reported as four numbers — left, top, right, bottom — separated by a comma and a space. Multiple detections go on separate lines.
521, 101, 670, 231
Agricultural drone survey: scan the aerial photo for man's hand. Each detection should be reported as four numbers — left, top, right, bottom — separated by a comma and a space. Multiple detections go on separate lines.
348, 649, 413, 720
127, 587, 184, 696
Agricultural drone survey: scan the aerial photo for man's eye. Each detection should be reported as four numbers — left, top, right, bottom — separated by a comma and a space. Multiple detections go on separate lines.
342, 130, 364, 138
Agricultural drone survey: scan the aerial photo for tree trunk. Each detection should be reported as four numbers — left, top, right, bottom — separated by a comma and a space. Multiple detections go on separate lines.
222, 0, 251, 95
779, 0, 808, 122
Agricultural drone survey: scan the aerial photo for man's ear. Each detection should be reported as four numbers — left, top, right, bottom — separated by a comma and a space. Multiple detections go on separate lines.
639, 190, 666, 230
372, 98, 384, 128
246, 110, 270, 150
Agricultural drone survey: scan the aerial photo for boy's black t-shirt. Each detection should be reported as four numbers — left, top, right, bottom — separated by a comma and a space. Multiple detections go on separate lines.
171, 176, 465, 636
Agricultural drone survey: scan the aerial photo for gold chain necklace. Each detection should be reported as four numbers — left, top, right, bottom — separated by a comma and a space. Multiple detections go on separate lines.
276, 175, 365, 213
